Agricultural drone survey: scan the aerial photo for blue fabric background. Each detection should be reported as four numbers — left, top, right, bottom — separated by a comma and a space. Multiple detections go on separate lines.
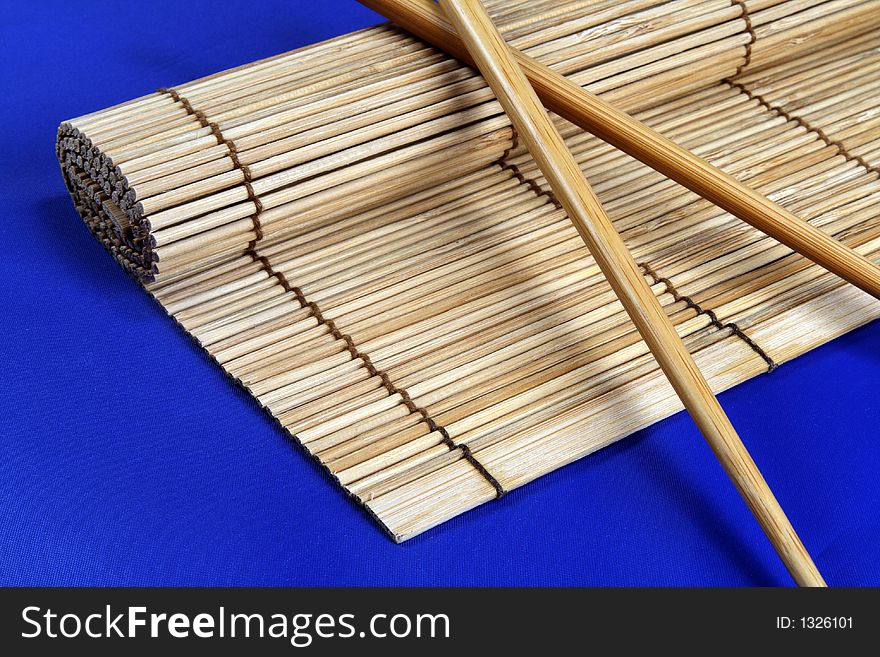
0, 0, 877, 586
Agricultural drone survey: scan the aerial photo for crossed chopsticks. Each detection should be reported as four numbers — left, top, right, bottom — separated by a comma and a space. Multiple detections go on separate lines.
360, 0, 879, 585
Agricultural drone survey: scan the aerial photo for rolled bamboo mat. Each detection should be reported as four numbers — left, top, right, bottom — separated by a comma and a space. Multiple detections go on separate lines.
57, 0, 879, 541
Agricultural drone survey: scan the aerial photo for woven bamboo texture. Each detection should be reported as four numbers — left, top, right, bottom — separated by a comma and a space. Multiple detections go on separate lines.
57, 0, 879, 541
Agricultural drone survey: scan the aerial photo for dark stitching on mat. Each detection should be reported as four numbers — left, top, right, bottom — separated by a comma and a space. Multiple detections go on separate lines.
495, 124, 519, 163
728, 0, 756, 78
158, 87, 264, 248
495, 126, 564, 209
246, 252, 506, 499
159, 87, 505, 498
724, 80, 878, 176
640, 262, 777, 372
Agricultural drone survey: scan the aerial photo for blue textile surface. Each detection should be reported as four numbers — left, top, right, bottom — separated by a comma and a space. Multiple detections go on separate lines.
0, 0, 877, 586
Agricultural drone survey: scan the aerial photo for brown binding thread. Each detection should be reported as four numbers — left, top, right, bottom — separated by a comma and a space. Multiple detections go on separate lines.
158, 86, 506, 498
640, 262, 777, 372
721, 0, 876, 175
495, 126, 564, 209
495, 132, 776, 372
728, 0, 757, 79
250, 252, 506, 498
494, 133, 775, 371
724, 80, 879, 177
158, 87, 264, 249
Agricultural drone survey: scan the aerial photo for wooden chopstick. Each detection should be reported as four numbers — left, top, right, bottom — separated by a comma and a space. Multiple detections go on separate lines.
436, 0, 826, 587
359, 0, 880, 301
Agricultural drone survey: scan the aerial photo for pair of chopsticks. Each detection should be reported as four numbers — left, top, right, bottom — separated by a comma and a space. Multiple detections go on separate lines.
359, 0, 880, 586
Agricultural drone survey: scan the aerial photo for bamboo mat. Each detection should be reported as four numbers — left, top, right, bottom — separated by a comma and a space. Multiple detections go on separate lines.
57, 0, 879, 541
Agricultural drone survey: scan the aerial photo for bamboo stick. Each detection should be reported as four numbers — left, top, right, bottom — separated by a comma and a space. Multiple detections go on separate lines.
437, 0, 826, 587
